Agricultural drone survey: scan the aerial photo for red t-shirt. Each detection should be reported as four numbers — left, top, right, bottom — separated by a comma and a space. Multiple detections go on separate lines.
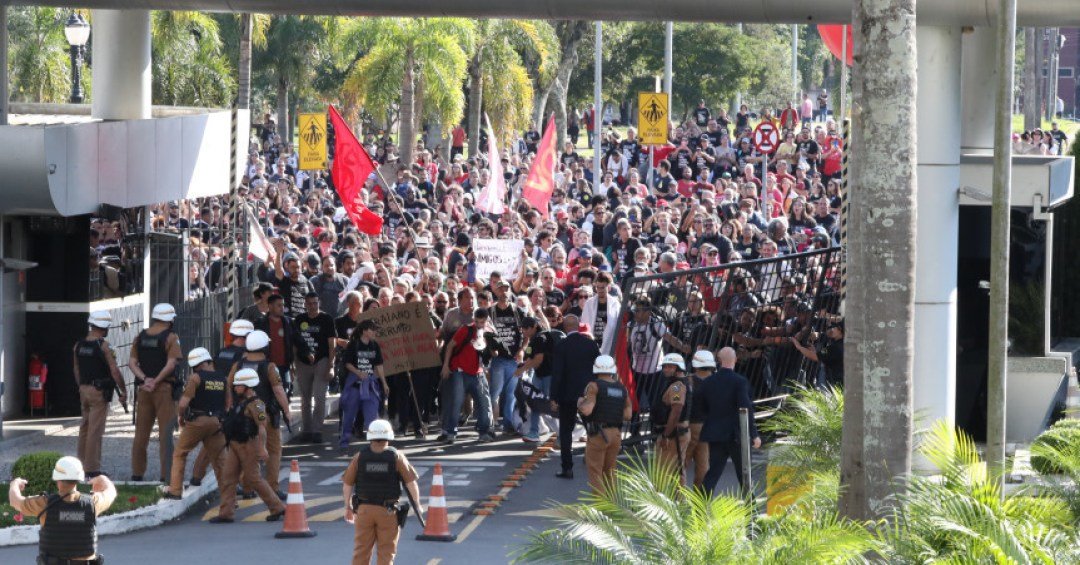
268, 317, 287, 367
451, 127, 466, 147
448, 324, 482, 375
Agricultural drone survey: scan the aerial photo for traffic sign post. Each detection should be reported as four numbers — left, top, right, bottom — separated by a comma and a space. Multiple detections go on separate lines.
753, 120, 780, 220
638, 92, 669, 145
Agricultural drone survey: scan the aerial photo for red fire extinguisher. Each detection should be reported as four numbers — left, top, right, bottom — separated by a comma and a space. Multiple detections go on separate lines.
28, 353, 47, 414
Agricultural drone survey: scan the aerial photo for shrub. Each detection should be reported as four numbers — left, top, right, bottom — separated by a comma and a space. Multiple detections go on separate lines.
1031, 420, 1080, 475
10, 451, 63, 495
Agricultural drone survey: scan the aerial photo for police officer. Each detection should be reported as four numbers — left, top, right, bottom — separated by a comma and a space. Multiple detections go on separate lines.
227, 330, 291, 498
654, 353, 691, 483
577, 355, 631, 493
342, 419, 423, 565
129, 303, 183, 482
685, 359, 710, 488
8, 456, 117, 565
188, 318, 254, 487
164, 348, 226, 500
210, 368, 286, 523
74, 311, 127, 478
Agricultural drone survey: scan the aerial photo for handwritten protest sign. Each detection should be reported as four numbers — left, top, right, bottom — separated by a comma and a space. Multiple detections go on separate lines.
473, 238, 524, 281
357, 302, 440, 374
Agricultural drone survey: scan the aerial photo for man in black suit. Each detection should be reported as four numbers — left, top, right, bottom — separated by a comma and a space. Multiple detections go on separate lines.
550, 313, 601, 478
698, 347, 761, 495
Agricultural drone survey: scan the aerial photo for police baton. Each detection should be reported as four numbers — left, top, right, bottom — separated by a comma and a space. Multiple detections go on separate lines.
402, 480, 426, 529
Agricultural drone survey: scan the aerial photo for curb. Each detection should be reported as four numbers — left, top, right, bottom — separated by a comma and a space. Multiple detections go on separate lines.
470, 436, 556, 516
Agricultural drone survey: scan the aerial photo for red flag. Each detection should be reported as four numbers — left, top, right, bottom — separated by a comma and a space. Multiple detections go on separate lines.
613, 312, 638, 411
522, 114, 557, 217
328, 105, 383, 236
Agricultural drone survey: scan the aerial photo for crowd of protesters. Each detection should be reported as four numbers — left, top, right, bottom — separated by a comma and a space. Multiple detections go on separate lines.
135, 99, 861, 446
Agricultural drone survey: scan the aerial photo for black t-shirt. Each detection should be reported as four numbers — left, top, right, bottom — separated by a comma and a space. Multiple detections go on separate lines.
694, 107, 711, 127
544, 287, 566, 309
524, 130, 541, 153
277, 274, 314, 318
345, 338, 383, 375
335, 315, 359, 342
561, 152, 579, 168
593, 299, 609, 345
294, 312, 335, 361
672, 148, 693, 177
525, 332, 553, 377
655, 175, 678, 200
797, 139, 819, 159
619, 139, 641, 166
610, 237, 642, 279
491, 303, 523, 356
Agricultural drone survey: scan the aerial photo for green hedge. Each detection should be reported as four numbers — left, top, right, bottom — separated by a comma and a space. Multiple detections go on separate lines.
9, 452, 64, 495
1030, 420, 1080, 475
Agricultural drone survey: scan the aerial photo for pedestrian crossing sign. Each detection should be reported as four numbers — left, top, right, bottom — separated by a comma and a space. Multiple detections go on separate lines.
638, 92, 669, 145
298, 112, 328, 170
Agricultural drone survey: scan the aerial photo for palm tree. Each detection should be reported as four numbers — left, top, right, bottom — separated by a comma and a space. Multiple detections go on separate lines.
256, 15, 327, 141
341, 18, 475, 166
838, 0, 917, 522
514, 454, 877, 564
236, 14, 270, 110
760, 385, 844, 495
7, 7, 73, 103
466, 20, 558, 155
151, 11, 235, 107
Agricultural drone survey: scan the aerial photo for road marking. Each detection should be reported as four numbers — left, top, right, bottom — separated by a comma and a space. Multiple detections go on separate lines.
426, 559, 442, 565
243, 496, 340, 521
201, 498, 262, 521
291, 460, 506, 468
506, 508, 568, 519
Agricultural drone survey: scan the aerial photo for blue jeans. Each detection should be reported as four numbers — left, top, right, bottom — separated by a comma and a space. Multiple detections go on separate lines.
528, 374, 551, 438
442, 370, 492, 437
488, 357, 518, 430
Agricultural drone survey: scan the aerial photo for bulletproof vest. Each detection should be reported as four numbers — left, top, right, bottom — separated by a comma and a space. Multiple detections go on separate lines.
689, 376, 707, 424
75, 339, 109, 387
38, 493, 96, 559
353, 446, 402, 502
240, 358, 279, 427
215, 345, 245, 379
652, 377, 691, 426
189, 369, 226, 416
137, 329, 173, 382
590, 378, 627, 426
222, 397, 259, 443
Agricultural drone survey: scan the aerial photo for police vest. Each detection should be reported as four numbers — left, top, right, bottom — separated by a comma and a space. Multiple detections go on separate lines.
240, 358, 279, 427
222, 397, 260, 443
188, 369, 226, 417
353, 446, 402, 503
652, 377, 691, 426
215, 345, 245, 379
75, 339, 110, 388
38, 493, 96, 559
590, 379, 627, 426
137, 329, 174, 382
689, 375, 707, 424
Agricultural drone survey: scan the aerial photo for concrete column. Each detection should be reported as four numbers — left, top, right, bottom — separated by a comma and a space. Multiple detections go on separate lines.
1, 5, 8, 126
914, 26, 962, 431
961, 27, 999, 155
91, 10, 151, 120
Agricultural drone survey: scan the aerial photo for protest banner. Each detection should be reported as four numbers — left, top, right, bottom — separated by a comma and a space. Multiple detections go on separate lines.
473, 238, 524, 281
357, 302, 440, 374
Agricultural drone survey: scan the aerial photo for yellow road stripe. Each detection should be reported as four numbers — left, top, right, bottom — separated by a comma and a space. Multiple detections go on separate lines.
243, 496, 341, 522
201, 498, 262, 521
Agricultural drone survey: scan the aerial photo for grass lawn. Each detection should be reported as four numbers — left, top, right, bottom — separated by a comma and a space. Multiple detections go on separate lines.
0, 483, 162, 528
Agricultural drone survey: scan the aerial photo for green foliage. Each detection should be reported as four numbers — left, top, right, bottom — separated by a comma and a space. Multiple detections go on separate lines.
513, 453, 877, 564
151, 11, 235, 107
10, 451, 63, 496
1030, 419, 1080, 474
475, 20, 559, 140
6, 7, 77, 104
759, 385, 844, 496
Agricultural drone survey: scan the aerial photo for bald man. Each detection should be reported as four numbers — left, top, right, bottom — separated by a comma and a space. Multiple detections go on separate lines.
696, 348, 760, 495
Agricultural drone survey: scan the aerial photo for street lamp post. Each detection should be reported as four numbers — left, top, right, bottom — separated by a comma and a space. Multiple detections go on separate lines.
64, 12, 90, 104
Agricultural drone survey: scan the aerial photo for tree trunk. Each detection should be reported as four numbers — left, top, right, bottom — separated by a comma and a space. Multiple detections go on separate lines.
467, 59, 483, 157
838, 0, 916, 522
1034, 27, 1045, 119
551, 21, 589, 151
415, 70, 426, 152
276, 77, 289, 141
533, 89, 550, 131
237, 13, 253, 110
399, 47, 416, 167
1023, 28, 1040, 131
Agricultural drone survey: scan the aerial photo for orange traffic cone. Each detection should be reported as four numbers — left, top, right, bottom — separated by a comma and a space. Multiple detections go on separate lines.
416, 463, 456, 542
275, 459, 316, 538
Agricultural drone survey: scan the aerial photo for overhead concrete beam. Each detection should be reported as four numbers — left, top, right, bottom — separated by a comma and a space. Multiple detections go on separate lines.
2, 0, 1079, 27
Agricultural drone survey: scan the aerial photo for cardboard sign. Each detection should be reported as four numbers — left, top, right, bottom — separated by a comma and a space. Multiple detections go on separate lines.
298, 112, 328, 170
637, 92, 670, 145
357, 302, 440, 375
473, 238, 524, 282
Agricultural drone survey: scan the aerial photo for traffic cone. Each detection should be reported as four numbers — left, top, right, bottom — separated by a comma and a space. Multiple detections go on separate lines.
416, 463, 456, 542
275, 460, 316, 538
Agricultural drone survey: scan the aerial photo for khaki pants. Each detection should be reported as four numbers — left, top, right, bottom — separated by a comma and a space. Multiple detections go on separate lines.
191, 447, 210, 481
168, 416, 225, 496
295, 358, 331, 434
77, 385, 109, 474
657, 427, 691, 484
216, 440, 284, 520
353, 503, 400, 565
685, 423, 709, 487
265, 425, 282, 492
585, 428, 622, 493
131, 384, 177, 479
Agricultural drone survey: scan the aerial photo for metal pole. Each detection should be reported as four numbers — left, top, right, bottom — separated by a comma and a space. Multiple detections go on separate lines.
988, 0, 1017, 496
738, 408, 752, 494
1049, 28, 1060, 120
761, 151, 770, 219
840, 25, 848, 121
593, 21, 603, 181
664, 22, 673, 116
792, 24, 799, 103
1, 5, 8, 126
734, 23, 743, 115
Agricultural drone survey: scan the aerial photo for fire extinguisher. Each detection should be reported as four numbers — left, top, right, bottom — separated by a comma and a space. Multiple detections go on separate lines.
28, 353, 47, 415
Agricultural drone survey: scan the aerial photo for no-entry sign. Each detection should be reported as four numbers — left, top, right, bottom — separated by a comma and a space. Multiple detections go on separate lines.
753, 121, 780, 153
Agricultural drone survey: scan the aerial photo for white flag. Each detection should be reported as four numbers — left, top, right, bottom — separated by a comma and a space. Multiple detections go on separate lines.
475, 128, 506, 215
248, 209, 276, 262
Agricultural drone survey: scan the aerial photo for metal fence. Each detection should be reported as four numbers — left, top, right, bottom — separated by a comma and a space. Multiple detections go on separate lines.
616, 247, 843, 423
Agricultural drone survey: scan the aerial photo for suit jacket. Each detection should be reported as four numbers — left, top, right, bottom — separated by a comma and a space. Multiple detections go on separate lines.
698, 367, 758, 443
550, 331, 601, 403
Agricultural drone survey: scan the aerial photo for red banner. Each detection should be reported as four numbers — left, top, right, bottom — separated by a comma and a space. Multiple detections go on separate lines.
522, 114, 557, 217
328, 105, 383, 236
613, 311, 638, 412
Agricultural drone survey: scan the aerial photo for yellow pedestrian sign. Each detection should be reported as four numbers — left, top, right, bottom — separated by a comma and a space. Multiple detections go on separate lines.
637, 92, 669, 145
297, 112, 327, 170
